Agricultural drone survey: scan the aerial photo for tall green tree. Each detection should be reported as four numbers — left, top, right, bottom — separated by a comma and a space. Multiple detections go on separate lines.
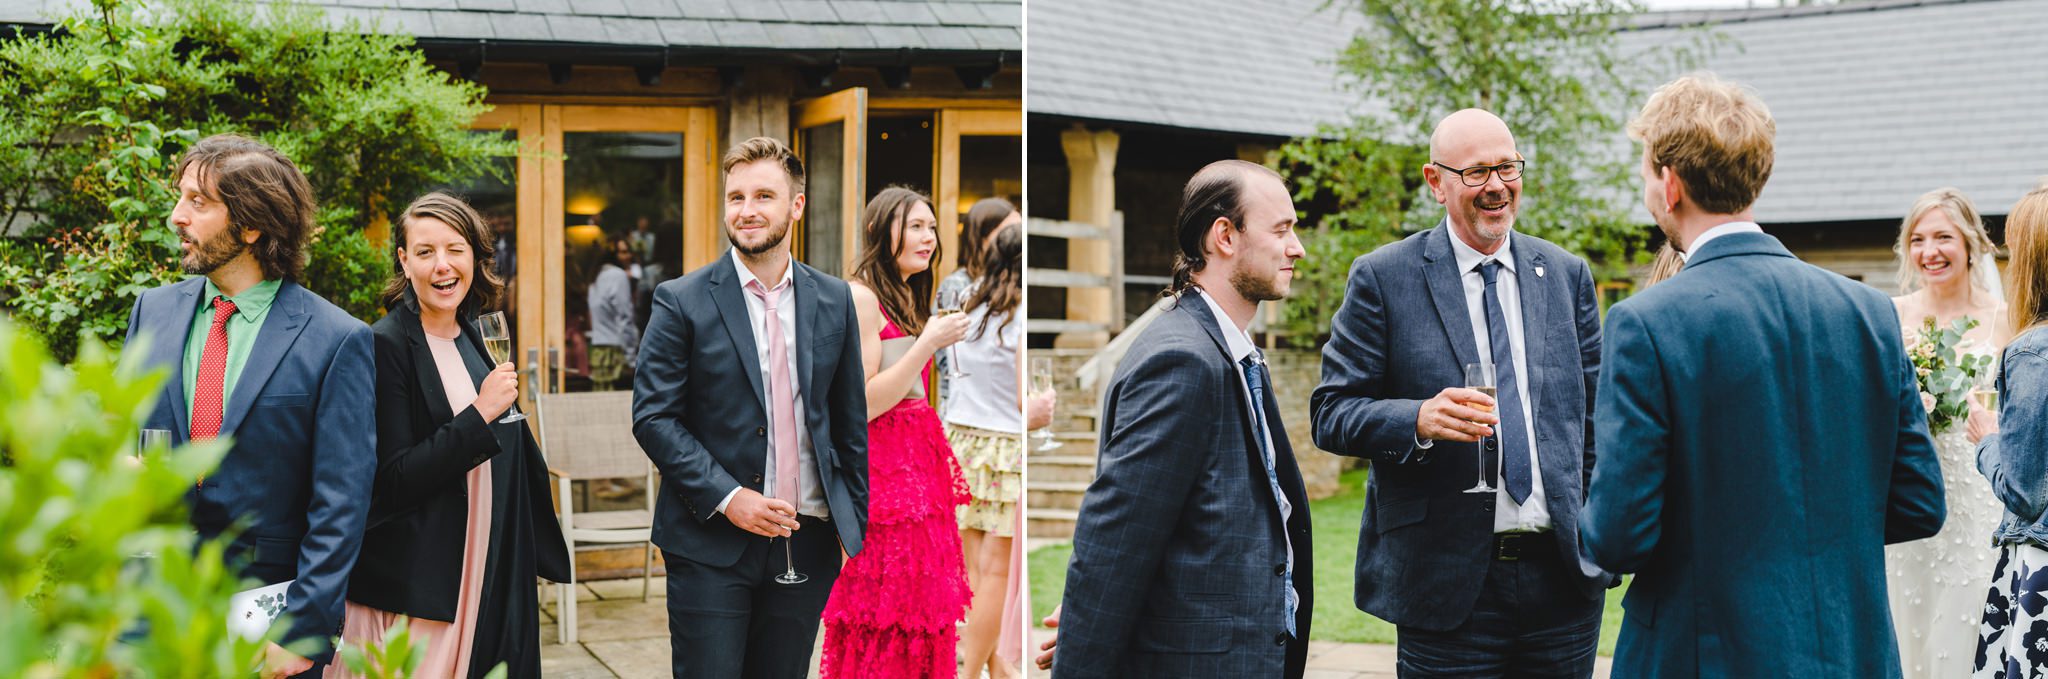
0, 0, 514, 361
1274, 0, 1713, 337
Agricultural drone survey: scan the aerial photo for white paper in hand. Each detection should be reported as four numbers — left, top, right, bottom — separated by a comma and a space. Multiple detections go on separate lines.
227, 580, 292, 641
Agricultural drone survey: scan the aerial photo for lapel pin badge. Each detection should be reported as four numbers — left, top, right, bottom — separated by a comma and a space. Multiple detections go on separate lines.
1535, 266, 1545, 278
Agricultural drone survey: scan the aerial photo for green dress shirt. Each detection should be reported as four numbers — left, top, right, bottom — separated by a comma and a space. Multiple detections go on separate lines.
182, 278, 282, 416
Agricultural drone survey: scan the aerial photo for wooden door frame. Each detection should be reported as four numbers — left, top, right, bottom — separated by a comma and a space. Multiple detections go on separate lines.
932, 107, 1023, 285
793, 87, 870, 274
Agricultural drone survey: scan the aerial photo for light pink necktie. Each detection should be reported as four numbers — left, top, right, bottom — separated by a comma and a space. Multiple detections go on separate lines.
747, 279, 800, 505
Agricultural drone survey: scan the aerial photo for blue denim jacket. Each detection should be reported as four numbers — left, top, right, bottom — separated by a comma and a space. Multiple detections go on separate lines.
1983, 327, 2048, 546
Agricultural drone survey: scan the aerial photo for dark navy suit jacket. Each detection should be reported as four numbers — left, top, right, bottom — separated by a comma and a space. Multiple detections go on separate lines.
124, 277, 375, 662
631, 258, 869, 565
1581, 231, 1945, 677
1311, 224, 1606, 631
1055, 296, 1313, 679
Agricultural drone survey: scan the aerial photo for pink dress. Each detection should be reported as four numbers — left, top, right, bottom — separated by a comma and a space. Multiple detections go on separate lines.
327, 332, 491, 679
820, 310, 971, 679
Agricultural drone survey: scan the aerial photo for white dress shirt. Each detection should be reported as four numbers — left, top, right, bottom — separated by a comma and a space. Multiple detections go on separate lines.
1681, 221, 1764, 261
1446, 232, 1550, 533
1195, 288, 1297, 615
716, 248, 829, 518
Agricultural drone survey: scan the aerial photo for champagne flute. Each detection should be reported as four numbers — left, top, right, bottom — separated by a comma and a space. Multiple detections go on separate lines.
477, 311, 526, 423
1031, 357, 1060, 451
936, 288, 970, 379
1975, 366, 2000, 416
138, 428, 171, 459
774, 506, 807, 585
1463, 363, 1498, 494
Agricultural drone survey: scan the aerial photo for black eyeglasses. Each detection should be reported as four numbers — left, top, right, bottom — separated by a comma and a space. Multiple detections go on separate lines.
1432, 160, 1527, 187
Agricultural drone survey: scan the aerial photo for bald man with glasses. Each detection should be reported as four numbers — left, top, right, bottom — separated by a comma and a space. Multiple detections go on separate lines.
1311, 109, 1610, 677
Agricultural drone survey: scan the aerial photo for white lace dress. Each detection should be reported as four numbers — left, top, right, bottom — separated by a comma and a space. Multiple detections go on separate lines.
1887, 335, 2002, 679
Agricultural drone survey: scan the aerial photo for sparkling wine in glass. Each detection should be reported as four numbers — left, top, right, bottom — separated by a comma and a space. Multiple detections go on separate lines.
1463, 363, 1497, 494
1031, 356, 1060, 451
936, 289, 970, 379
477, 311, 526, 423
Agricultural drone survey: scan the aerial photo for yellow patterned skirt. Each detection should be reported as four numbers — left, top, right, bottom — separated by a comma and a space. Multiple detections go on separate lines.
946, 423, 1021, 537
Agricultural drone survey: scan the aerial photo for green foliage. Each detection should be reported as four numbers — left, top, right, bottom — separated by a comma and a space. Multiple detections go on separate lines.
337, 616, 509, 679
1908, 316, 1995, 433
0, 317, 263, 676
1274, 0, 1716, 337
0, 0, 512, 359
306, 208, 392, 322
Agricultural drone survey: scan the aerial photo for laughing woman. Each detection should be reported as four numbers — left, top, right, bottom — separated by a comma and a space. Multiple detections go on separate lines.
330, 193, 570, 679
821, 186, 973, 679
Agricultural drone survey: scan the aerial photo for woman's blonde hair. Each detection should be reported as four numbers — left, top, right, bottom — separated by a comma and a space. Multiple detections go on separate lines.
2005, 187, 2048, 336
1642, 242, 1684, 288
1894, 187, 1995, 296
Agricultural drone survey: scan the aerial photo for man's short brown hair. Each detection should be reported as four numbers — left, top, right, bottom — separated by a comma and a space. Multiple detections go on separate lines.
171, 134, 318, 281
1627, 75, 1776, 215
720, 137, 806, 194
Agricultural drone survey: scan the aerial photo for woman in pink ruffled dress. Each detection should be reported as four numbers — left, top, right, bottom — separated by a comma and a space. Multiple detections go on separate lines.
822, 186, 973, 678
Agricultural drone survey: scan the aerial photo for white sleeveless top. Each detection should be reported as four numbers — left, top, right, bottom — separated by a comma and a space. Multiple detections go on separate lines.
942, 299, 1021, 433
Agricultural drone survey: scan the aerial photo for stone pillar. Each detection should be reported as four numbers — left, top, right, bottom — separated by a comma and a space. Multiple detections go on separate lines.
1058, 125, 1119, 349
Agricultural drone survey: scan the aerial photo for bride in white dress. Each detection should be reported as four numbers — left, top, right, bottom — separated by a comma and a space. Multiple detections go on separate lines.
1886, 188, 2010, 679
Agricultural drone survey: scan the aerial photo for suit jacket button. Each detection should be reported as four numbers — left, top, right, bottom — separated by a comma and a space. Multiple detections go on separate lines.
1274, 564, 1286, 576
752, 474, 763, 485
1274, 633, 1288, 646
756, 427, 767, 437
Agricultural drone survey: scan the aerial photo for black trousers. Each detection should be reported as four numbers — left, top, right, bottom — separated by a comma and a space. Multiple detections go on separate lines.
664, 515, 842, 679
1395, 534, 1604, 679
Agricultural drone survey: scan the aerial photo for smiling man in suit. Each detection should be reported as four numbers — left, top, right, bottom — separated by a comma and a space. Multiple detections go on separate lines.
1051, 159, 1314, 679
632, 136, 869, 679
123, 134, 376, 678
1311, 109, 1608, 677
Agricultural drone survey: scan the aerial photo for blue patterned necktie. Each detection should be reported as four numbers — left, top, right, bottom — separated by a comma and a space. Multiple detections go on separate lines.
1239, 352, 1297, 636
1477, 261, 1533, 504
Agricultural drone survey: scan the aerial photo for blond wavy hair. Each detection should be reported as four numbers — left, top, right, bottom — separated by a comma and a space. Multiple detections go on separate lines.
1627, 75, 1776, 215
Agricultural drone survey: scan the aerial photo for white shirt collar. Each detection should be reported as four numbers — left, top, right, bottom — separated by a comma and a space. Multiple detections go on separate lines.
1681, 221, 1763, 262
730, 247, 794, 291
1193, 287, 1259, 365
1447, 222, 1516, 276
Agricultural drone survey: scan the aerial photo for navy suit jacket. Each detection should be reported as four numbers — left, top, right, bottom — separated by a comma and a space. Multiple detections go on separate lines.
1581, 231, 1945, 677
1311, 224, 1606, 631
1055, 296, 1313, 679
631, 258, 868, 565
124, 277, 376, 662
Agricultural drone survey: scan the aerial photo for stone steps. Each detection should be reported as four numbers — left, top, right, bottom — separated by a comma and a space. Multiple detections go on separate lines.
1025, 349, 1101, 539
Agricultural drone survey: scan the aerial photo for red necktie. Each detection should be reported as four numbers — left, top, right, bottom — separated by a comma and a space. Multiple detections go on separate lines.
191, 296, 238, 442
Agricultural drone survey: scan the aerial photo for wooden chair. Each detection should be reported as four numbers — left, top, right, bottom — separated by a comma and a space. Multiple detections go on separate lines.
533, 389, 655, 645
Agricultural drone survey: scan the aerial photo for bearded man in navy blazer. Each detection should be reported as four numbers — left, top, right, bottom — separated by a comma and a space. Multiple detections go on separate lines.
633, 137, 869, 679
1311, 109, 1608, 677
123, 134, 375, 678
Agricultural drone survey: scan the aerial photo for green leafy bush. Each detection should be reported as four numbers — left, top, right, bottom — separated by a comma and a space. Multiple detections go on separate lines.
0, 0, 511, 358
0, 318, 256, 676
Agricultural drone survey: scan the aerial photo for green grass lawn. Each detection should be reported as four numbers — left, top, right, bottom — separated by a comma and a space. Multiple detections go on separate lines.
1031, 468, 1630, 655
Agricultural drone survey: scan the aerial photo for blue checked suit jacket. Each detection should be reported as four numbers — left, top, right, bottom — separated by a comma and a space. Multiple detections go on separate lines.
1054, 295, 1313, 679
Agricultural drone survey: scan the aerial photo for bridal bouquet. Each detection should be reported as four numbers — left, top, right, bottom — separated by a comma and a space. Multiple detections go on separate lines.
1910, 316, 1993, 433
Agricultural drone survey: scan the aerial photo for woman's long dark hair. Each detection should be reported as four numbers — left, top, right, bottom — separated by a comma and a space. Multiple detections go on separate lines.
379, 192, 503, 317
849, 186, 940, 335
963, 222, 1020, 343
957, 196, 1017, 279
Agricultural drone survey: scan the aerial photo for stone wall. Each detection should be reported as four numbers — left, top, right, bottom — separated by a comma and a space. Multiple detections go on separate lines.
1267, 348, 1352, 500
